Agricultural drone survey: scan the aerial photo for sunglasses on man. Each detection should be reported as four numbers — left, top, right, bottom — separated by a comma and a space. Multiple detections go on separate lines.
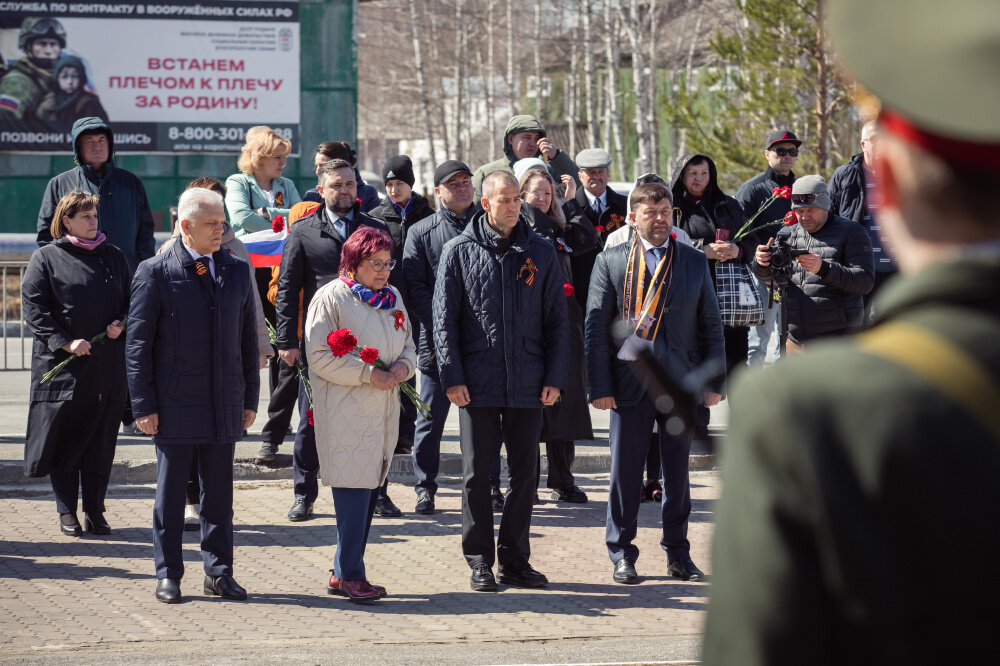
791, 193, 818, 205
770, 147, 799, 157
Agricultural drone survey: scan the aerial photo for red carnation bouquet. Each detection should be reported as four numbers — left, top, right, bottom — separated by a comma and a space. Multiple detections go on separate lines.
732, 186, 795, 242
326, 328, 430, 419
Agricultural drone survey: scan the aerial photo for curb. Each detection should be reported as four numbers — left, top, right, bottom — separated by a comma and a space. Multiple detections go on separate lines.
0, 452, 717, 490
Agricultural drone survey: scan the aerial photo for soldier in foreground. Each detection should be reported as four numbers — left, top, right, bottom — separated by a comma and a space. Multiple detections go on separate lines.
704, 1, 1000, 664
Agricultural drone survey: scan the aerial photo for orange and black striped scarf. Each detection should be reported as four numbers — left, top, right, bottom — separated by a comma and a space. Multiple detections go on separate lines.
622, 234, 675, 340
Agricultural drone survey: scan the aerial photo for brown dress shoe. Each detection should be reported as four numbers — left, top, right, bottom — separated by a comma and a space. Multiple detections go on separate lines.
328, 572, 386, 598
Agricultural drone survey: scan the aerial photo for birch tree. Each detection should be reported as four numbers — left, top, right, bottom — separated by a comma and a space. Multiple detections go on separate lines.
582, 0, 598, 148
605, 0, 626, 181
408, 0, 437, 168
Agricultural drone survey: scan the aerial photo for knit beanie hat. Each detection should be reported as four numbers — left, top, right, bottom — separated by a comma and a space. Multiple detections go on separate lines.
382, 155, 415, 188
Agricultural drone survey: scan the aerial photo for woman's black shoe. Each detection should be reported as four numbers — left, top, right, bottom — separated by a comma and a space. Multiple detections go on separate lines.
84, 512, 111, 535
59, 513, 82, 537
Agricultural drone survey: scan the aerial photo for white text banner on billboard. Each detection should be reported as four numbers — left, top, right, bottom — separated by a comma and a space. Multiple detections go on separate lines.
0, 2, 300, 153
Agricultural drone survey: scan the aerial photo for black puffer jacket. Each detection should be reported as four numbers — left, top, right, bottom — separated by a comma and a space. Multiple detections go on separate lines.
366, 192, 435, 309
433, 210, 569, 407
671, 154, 755, 271
828, 153, 867, 224
401, 205, 474, 374
752, 214, 875, 342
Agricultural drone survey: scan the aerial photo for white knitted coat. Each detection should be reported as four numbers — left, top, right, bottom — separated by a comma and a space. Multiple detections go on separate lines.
304, 278, 416, 489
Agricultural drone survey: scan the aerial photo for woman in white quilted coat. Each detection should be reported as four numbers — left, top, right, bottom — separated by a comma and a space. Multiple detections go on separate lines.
304, 226, 416, 603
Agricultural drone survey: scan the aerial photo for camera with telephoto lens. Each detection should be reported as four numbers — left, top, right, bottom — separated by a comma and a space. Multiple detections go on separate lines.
767, 227, 808, 284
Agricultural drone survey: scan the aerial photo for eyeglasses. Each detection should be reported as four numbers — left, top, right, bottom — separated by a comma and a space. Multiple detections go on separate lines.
366, 259, 396, 272
790, 193, 817, 205
771, 147, 799, 157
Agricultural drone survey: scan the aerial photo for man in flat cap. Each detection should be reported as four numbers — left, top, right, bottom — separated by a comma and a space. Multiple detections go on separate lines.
750, 175, 874, 351
704, 1, 1000, 663
572, 148, 628, 309
735, 130, 800, 366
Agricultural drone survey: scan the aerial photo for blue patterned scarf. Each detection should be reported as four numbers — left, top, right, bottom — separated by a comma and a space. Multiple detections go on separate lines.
340, 276, 396, 310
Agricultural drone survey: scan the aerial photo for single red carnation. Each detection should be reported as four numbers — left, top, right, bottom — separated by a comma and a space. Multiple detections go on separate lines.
670, 231, 677, 239
306, 409, 314, 426
778, 186, 792, 199
594, 225, 605, 234
327, 328, 357, 357
271, 215, 285, 233
771, 186, 781, 196
563, 283, 575, 298
783, 211, 798, 225
360, 347, 379, 363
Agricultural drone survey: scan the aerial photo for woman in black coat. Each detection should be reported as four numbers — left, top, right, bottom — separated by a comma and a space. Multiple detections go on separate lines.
519, 168, 596, 503
22, 190, 130, 537
670, 154, 756, 447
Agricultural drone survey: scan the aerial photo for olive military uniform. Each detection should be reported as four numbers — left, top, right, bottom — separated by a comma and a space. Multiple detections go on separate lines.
704, 257, 1000, 664
0, 59, 52, 123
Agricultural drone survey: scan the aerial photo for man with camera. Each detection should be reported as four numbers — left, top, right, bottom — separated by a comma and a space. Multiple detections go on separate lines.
752, 176, 874, 351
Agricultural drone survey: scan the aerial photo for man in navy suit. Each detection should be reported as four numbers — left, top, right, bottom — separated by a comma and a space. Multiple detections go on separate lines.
585, 181, 724, 585
127, 188, 259, 603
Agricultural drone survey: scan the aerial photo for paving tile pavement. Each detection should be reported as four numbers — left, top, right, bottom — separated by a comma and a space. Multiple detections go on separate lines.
0, 472, 717, 661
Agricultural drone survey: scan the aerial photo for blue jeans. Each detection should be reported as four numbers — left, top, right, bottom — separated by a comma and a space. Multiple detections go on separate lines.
747, 274, 780, 366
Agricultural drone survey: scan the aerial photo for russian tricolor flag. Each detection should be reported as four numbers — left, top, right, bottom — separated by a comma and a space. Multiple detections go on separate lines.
242, 228, 286, 267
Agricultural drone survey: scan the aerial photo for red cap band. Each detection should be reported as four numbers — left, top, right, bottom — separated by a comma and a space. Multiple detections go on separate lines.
881, 109, 1000, 171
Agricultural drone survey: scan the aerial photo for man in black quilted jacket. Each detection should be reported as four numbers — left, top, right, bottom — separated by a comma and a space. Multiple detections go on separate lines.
752, 175, 875, 349
433, 170, 569, 592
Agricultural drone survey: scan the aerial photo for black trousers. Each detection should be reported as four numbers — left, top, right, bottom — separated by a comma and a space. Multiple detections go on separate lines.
49, 468, 108, 516
256, 266, 299, 446
260, 355, 300, 446
460, 406, 542, 569
536, 440, 576, 491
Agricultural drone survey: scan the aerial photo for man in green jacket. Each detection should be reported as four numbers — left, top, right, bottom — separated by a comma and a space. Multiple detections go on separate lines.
471, 115, 578, 199
703, 1, 1000, 664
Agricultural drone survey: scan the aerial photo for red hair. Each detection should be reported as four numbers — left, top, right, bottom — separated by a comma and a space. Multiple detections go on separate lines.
339, 226, 394, 276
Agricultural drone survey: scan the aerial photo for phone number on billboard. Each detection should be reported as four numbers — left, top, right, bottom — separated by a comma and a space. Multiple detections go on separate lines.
166, 127, 294, 141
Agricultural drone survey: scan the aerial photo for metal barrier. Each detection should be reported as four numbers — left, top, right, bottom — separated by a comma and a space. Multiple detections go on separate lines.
1, 261, 30, 371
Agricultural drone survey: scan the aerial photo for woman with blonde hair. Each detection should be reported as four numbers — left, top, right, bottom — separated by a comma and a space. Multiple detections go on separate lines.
225, 125, 301, 236
518, 168, 596, 504
22, 190, 130, 536
225, 127, 302, 393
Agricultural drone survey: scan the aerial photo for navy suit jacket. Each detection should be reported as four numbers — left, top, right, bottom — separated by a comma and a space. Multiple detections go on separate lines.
126, 241, 259, 445
585, 238, 725, 406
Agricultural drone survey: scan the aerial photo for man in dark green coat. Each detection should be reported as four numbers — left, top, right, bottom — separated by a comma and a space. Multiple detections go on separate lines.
703, 1, 1000, 664
471, 114, 578, 199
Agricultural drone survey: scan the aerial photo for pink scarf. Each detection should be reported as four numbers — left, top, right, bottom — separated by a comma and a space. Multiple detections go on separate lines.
65, 231, 107, 250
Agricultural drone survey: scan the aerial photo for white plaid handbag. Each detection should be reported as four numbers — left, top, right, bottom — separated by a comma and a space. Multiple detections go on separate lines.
714, 262, 764, 327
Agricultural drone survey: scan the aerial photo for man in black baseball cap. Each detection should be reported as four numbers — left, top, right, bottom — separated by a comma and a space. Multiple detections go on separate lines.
434, 160, 473, 187
706, 1, 1000, 663
735, 128, 800, 367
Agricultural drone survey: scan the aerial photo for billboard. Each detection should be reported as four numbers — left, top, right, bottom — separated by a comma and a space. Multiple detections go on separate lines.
0, 1, 300, 153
